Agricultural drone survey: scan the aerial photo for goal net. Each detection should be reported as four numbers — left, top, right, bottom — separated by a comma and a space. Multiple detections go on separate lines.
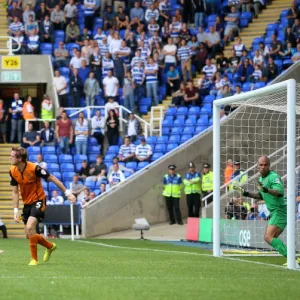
212, 79, 300, 269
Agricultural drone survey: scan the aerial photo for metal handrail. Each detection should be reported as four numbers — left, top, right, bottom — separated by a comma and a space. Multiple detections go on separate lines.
202, 135, 300, 207
65, 105, 151, 138
4, 36, 21, 55
150, 106, 163, 136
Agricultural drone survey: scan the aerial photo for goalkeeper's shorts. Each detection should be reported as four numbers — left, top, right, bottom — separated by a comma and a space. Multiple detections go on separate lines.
268, 209, 287, 231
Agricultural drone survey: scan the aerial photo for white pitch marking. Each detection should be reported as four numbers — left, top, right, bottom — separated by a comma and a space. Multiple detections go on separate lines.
76, 240, 300, 271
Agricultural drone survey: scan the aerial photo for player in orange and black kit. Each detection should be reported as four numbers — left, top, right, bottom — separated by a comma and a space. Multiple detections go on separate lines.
9, 147, 76, 266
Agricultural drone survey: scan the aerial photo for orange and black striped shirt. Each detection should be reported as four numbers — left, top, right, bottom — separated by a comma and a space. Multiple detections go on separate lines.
9, 162, 50, 205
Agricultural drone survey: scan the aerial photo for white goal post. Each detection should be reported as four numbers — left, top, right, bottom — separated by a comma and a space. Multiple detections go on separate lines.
213, 79, 297, 270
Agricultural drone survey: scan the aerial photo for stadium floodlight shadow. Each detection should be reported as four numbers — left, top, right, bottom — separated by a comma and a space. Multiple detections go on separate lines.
132, 218, 150, 240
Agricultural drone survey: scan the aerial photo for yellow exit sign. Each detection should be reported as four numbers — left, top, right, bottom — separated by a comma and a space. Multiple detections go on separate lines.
2, 56, 21, 69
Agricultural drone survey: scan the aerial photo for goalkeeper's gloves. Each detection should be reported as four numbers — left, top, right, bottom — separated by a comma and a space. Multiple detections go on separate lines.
232, 185, 249, 197
257, 182, 268, 193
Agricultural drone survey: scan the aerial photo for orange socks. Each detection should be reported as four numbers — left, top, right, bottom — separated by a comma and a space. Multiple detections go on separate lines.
29, 234, 53, 261
29, 235, 38, 261
36, 234, 53, 249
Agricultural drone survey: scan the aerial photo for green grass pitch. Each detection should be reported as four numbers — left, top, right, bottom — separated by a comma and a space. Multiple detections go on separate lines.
1, 239, 300, 300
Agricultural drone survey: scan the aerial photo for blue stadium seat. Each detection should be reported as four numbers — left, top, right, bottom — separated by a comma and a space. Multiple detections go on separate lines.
162, 119, 173, 127
241, 11, 252, 22
154, 144, 166, 154
88, 145, 101, 154
85, 180, 95, 189
164, 115, 174, 122
106, 146, 119, 154
283, 59, 293, 69
173, 118, 185, 127
124, 171, 132, 178
94, 17, 103, 27
201, 107, 212, 116
208, 118, 213, 126
151, 152, 164, 162
162, 127, 170, 135
139, 105, 148, 115
27, 146, 41, 155
239, 18, 249, 28
126, 162, 137, 171
185, 118, 196, 127
189, 106, 201, 117
41, 146, 56, 155
28, 155, 36, 162
180, 134, 192, 144
59, 154, 73, 164
140, 97, 152, 108
176, 106, 188, 116
104, 153, 115, 162
60, 163, 75, 172
47, 163, 59, 172
88, 154, 98, 163
146, 136, 157, 144
52, 172, 62, 180
75, 163, 82, 172
195, 126, 207, 134
253, 81, 266, 90
74, 154, 88, 164
203, 95, 215, 103
165, 107, 177, 117
49, 182, 58, 192
42, 181, 48, 190
166, 143, 178, 152
168, 135, 180, 144
156, 136, 169, 144
88, 137, 98, 145
274, 59, 283, 71
266, 23, 278, 31
197, 117, 209, 126
62, 171, 76, 181
137, 161, 150, 170
242, 82, 252, 92
40, 43, 53, 51
54, 30, 65, 42
45, 154, 58, 164
183, 127, 195, 135
170, 127, 183, 135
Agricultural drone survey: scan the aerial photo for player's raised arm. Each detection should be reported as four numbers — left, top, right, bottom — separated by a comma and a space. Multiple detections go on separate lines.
232, 185, 263, 200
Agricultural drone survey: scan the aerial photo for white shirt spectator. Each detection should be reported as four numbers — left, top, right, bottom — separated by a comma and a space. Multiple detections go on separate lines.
163, 44, 177, 63
135, 143, 152, 159
104, 100, 119, 118
109, 38, 122, 54
127, 120, 137, 136
53, 76, 67, 95
47, 195, 64, 205
103, 76, 119, 97
70, 56, 85, 69
91, 115, 105, 134
119, 143, 136, 158
202, 64, 217, 80
108, 169, 125, 185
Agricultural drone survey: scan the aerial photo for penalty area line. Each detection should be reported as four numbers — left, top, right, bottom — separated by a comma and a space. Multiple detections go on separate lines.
76, 240, 295, 270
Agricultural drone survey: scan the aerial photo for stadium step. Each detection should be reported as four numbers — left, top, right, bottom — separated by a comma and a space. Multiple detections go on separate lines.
0, 143, 24, 238
224, 0, 291, 57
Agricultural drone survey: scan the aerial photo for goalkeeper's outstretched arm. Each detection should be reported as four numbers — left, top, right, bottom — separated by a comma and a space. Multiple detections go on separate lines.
233, 186, 263, 200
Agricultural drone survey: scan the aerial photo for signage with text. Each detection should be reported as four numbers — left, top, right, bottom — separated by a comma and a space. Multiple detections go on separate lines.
1, 56, 21, 69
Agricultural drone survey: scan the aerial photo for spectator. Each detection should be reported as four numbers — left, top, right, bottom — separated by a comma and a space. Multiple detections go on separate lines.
102, 51, 114, 81
131, 60, 145, 104
229, 161, 248, 189
9, 93, 23, 143
202, 58, 217, 80
108, 163, 125, 186
196, 26, 206, 43
172, 82, 186, 106
250, 64, 262, 82
130, 1, 144, 22
107, 156, 134, 178
252, 49, 264, 67
194, 42, 208, 72
54, 41, 69, 68
90, 47, 102, 81
70, 68, 83, 108
109, 31, 122, 56
102, 71, 119, 103
206, 26, 221, 58
81, 39, 93, 65
97, 182, 107, 195
197, 72, 211, 98
36, 2, 48, 23
135, 136, 152, 162
166, 65, 180, 96
22, 122, 40, 148
177, 39, 192, 83
258, 41, 269, 57
162, 164, 183, 225
23, 4, 35, 24
47, 190, 64, 205
287, 3, 299, 27
53, 69, 68, 107
227, 49, 240, 73
113, 53, 127, 87
125, 112, 142, 142
232, 37, 245, 58
93, 27, 106, 47
123, 72, 135, 114
103, 5, 115, 30
78, 160, 90, 180
170, 15, 182, 43
269, 34, 282, 59
82, 191, 97, 207
65, 19, 80, 43
55, 111, 74, 154
78, 187, 91, 204
292, 42, 300, 62
40, 95, 53, 120
84, 71, 101, 107
75, 116, 88, 155
115, 6, 129, 30
183, 162, 202, 218
210, 72, 222, 96
70, 174, 86, 199
64, 0, 77, 24
118, 136, 136, 162
0, 99, 8, 143
104, 96, 119, 119
88, 155, 107, 181
106, 109, 119, 146
188, 35, 199, 57
145, 2, 159, 23
35, 153, 47, 169
202, 163, 213, 204
237, 58, 254, 83
39, 14, 53, 43
76, 27, 92, 46
70, 49, 85, 70
184, 80, 200, 106
78, 59, 91, 83
163, 37, 177, 70
292, 18, 300, 40
26, 28, 40, 54
24, 14, 39, 36
40, 121, 55, 146
74, 111, 89, 128
8, 2, 22, 24
262, 57, 278, 82
220, 84, 232, 99
91, 109, 105, 152
216, 51, 229, 73
22, 95, 35, 120
51, 4, 64, 30
0, 217, 7, 238
144, 56, 159, 106
224, 158, 233, 185
224, 6, 240, 43
192, 0, 207, 28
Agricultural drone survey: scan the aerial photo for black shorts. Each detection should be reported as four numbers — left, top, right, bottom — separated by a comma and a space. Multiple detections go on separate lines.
22, 200, 46, 225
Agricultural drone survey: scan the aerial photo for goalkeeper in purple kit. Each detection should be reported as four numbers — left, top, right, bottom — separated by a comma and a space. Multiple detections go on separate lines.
233, 156, 299, 264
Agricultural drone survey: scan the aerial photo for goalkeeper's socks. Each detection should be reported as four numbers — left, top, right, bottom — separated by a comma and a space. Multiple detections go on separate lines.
270, 238, 287, 257
29, 235, 39, 261
36, 234, 53, 249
